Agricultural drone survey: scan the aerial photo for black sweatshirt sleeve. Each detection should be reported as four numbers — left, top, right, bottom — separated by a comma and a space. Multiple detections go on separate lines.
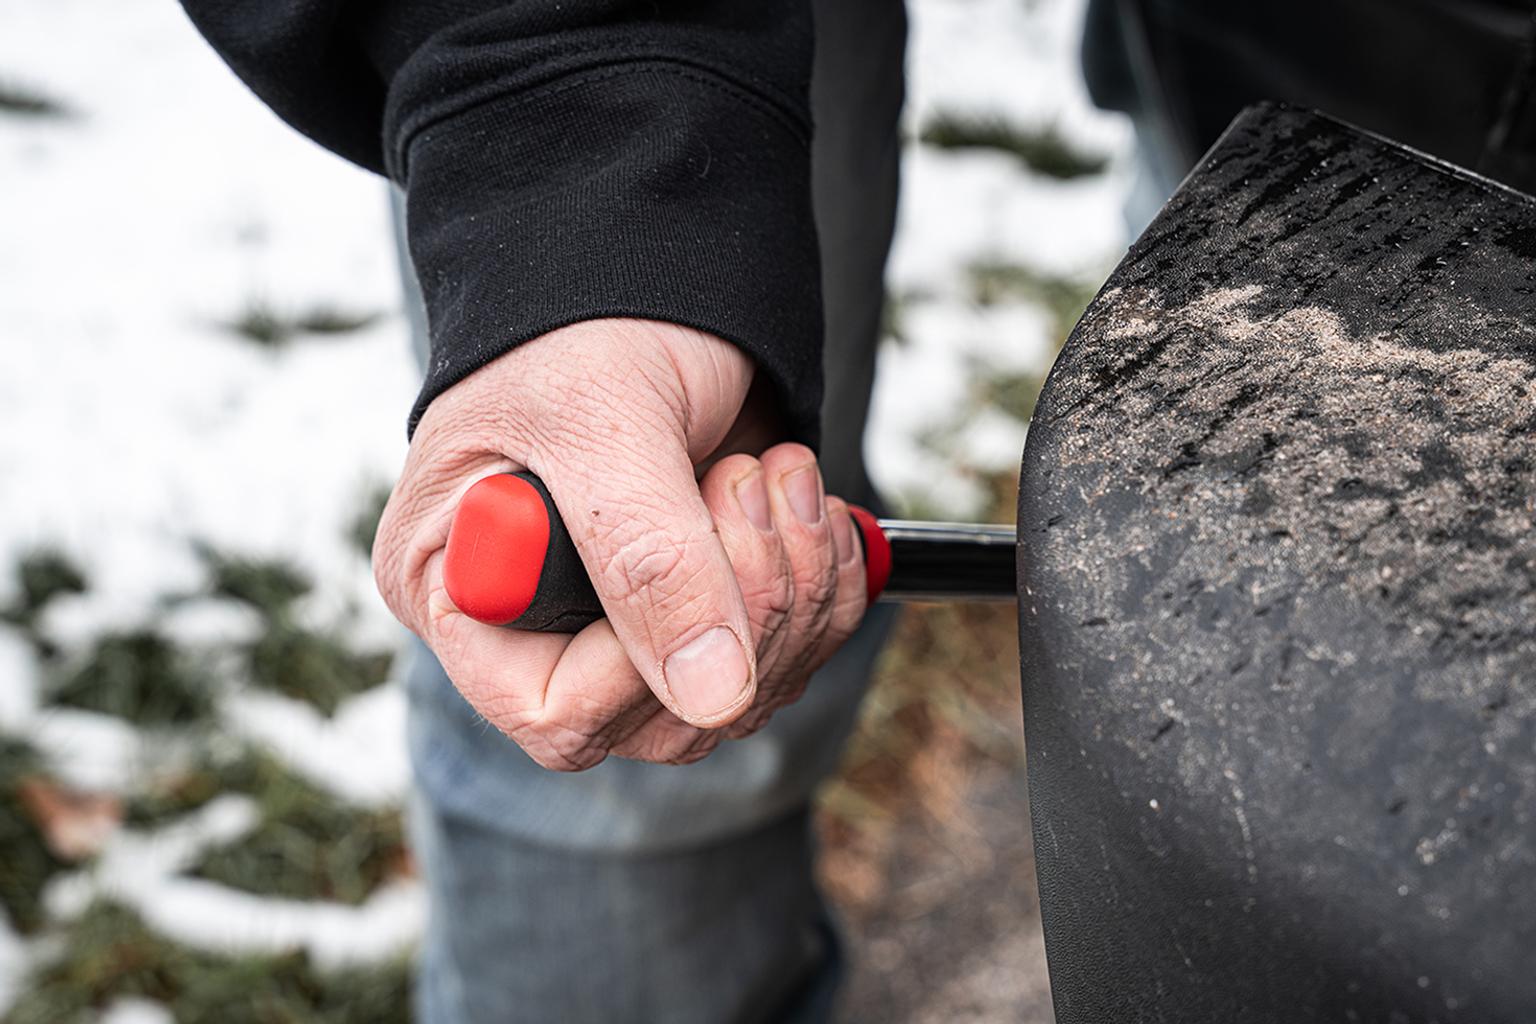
179, 1, 823, 441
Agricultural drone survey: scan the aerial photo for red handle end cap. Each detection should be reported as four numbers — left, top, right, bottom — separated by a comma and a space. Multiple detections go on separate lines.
443, 475, 552, 626
848, 506, 891, 604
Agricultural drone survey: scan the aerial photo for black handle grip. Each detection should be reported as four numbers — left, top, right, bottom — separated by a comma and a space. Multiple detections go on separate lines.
441, 472, 1016, 632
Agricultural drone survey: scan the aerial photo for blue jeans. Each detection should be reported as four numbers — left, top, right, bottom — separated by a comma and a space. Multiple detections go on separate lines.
408, 606, 897, 1024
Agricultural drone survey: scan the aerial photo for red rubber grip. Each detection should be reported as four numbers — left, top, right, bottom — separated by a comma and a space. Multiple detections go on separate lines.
848, 505, 891, 604
443, 475, 552, 626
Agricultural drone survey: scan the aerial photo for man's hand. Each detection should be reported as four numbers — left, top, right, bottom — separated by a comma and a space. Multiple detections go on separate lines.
373, 319, 867, 770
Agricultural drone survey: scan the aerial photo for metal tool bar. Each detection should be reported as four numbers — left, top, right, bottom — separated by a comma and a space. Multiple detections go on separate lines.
877, 519, 1016, 602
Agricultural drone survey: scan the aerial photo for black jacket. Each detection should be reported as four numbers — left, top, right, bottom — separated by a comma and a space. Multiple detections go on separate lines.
183, 0, 1536, 441
181, 1, 826, 440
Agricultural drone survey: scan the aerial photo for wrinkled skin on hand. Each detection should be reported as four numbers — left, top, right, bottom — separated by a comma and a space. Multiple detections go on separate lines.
373, 319, 867, 770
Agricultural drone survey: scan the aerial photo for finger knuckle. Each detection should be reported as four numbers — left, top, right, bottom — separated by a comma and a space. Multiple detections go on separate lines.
665, 745, 715, 766
798, 559, 840, 615
618, 723, 719, 765
724, 709, 770, 741
765, 441, 816, 467
824, 609, 861, 651
465, 680, 602, 773
660, 732, 720, 766
597, 527, 704, 611
522, 718, 610, 773
831, 583, 868, 633
462, 683, 536, 732
743, 570, 795, 636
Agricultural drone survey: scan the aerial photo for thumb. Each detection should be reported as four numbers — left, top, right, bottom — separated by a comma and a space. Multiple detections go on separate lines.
541, 436, 758, 729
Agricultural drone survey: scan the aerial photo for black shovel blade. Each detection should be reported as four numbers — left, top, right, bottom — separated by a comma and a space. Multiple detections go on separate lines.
1019, 103, 1536, 1023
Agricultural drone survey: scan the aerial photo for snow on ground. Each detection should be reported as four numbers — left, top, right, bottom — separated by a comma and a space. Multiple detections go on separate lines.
99, 999, 174, 1024
223, 685, 412, 808
1, 0, 420, 998
0, 629, 35, 729
872, 0, 1133, 514
43, 795, 425, 969
0, 0, 417, 617
0, 0, 1131, 1011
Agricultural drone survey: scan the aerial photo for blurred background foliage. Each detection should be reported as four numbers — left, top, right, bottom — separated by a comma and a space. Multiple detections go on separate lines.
1, 497, 409, 1021
918, 111, 1108, 179
7, 901, 410, 1024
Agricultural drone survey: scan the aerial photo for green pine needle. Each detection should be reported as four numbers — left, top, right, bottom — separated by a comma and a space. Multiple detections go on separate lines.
244, 623, 392, 716
199, 548, 313, 620
49, 629, 216, 727
190, 759, 408, 904
223, 301, 382, 349
918, 113, 1109, 179
129, 747, 408, 905
6, 900, 412, 1024
0, 736, 68, 934
0, 80, 72, 119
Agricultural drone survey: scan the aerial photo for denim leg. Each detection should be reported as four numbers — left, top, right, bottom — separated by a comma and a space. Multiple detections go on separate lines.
412, 801, 846, 1024
406, 600, 896, 1022
406, 602, 898, 856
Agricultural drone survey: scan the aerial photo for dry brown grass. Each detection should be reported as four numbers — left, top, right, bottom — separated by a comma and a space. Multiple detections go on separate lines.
814, 472, 1024, 921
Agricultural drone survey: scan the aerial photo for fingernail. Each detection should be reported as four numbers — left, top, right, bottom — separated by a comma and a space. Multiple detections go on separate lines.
664, 626, 751, 719
834, 507, 860, 566
736, 470, 772, 532
784, 465, 823, 525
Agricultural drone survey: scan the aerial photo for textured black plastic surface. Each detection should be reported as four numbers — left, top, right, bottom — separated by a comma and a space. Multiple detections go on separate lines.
506, 473, 606, 633
1018, 105, 1536, 1022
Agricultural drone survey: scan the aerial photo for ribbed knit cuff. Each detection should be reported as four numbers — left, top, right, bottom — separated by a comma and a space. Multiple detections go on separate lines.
395, 62, 824, 443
